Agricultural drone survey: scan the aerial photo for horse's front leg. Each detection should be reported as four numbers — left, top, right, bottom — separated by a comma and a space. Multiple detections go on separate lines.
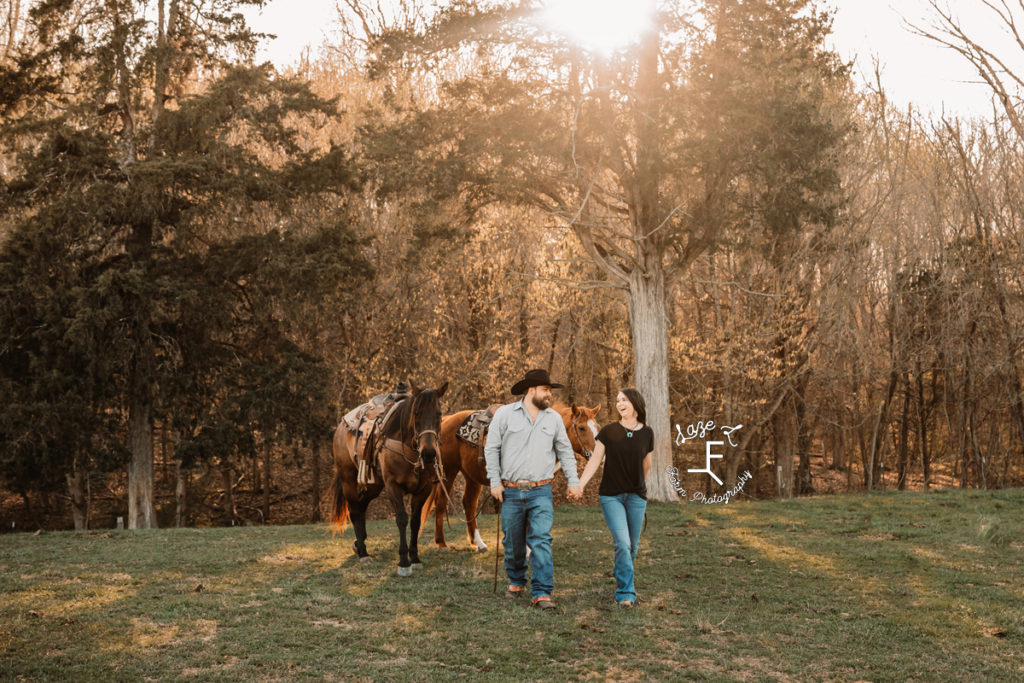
433, 471, 457, 549
463, 478, 487, 551
386, 483, 412, 576
410, 486, 432, 567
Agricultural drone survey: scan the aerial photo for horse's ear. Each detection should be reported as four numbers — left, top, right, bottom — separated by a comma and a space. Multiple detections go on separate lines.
592, 404, 602, 416
571, 402, 579, 417
436, 381, 449, 398
410, 382, 422, 395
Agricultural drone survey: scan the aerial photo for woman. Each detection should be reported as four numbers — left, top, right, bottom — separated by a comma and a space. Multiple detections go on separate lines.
578, 388, 653, 608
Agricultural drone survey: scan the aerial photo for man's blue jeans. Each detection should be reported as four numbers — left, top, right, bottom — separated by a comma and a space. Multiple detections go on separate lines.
501, 483, 554, 599
599, 493, 647, 602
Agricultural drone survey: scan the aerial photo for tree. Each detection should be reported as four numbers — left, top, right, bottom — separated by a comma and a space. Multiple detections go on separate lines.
916, 2, 1024, 481
1, 1, 368, 528
0, 222, 128, 528
345, 0, 849, 500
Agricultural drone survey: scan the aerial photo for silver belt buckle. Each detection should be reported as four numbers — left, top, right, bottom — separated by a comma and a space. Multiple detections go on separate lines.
514, 480, 532, 491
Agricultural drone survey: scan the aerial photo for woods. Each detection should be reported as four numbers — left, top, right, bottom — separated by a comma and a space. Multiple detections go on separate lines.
2, 0, 1024, 530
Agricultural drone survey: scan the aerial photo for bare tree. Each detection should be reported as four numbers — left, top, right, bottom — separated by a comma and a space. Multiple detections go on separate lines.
915, 1, 1024, 137
1, 0, 24, 61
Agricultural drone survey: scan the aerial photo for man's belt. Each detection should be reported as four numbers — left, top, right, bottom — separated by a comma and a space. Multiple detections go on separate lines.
503, 479, 553, 490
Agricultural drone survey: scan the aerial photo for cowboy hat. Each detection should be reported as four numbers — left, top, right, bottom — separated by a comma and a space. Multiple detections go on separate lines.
510, 368, 564, 395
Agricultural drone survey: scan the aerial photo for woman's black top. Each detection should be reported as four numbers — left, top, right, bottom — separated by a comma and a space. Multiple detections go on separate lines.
596, 422, 654, 499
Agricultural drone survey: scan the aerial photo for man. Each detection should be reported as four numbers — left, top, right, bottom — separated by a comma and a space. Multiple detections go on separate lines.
485, 368, 583, 610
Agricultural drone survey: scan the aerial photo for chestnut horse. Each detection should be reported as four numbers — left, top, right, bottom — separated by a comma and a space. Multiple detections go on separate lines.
424, 402, 601, 551
330, 382, 448, 575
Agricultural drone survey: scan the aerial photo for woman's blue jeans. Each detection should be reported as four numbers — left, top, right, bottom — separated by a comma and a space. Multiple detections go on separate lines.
501, 483, 555, 600
599, 493, 647, 602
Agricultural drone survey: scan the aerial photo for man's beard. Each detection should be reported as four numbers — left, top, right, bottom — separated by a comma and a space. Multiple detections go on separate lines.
531, 394, 551, 410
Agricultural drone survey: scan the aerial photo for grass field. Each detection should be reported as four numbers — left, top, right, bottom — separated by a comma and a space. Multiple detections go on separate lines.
2, 489, 1023, 681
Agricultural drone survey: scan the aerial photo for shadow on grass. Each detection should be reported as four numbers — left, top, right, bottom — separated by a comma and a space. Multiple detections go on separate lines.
1, 491, 1022, 680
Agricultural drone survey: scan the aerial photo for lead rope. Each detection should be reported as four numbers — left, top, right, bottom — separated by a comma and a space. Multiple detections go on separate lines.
432, 461, 459, 530
492, 502, 502, 593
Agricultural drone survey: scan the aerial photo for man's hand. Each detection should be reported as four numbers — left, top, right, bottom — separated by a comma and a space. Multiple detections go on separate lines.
567, 485, 583, 501
491, 485, 504, 503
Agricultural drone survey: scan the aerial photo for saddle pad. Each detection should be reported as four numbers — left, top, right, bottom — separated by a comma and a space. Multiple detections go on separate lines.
343, 403, 370, 432
456, 409, 492, 447
343, 396, 398, 434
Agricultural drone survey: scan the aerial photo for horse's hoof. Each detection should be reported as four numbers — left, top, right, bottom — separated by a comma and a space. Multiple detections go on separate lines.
475, 542, 488, 552
359, 555, 372, 563
411, 562, 423, 569
435, 545, 450, 552
397, 566, 413, 577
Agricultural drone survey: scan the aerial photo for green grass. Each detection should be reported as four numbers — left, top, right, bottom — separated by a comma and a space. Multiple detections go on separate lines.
2, 489, 1023, 681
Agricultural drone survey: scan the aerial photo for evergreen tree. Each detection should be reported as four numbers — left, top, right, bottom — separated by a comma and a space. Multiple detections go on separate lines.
0, 1, 370, 527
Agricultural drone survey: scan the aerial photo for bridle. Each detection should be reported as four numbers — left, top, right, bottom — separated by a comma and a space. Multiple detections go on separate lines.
568, 416, 593, 461
390, 392, 442, 469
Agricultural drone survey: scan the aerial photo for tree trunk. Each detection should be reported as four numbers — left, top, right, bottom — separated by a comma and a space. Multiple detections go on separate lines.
897, 375, 911, 490
310, 440, 322, 523
602, 345, 615, 422
175, 460, 187, 528
546, 314, 561, 374
772, 401, 796, 498
262, 440, 272, 523
149, 0, 179, 149
868, 372, 898, 491
518, 301, 530, 357
626, 13, 677, 503
222, 463, 236, 525
3, 0, 20, 59
917, 362, 932, 490
67, 461, 89, 531
969, 408, 986, 489
160, 421, 168, 481
794, 374, 814, 496
128, 389, 156, 529
627, 267, 675, 502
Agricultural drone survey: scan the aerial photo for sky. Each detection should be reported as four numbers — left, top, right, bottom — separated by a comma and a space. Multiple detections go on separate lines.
245, 0, 1019, 120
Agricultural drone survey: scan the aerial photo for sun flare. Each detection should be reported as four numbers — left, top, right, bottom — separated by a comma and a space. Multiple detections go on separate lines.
539, 0, 656, 55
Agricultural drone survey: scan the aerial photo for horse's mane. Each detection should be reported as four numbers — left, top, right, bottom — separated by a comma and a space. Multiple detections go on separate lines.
377, 388, 441, 442
380, 395, 412, 440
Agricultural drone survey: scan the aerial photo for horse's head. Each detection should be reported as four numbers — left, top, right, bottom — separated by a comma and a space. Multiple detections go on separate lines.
558, 402, 601, 460
405, 381, 448, 464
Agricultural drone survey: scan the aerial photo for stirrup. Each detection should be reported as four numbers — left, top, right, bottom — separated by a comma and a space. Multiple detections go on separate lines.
357, 459, 376, 486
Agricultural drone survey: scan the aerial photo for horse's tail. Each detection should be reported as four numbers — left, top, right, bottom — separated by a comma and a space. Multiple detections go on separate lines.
329, 470, 350, 535
421, 479, 450, 532
421, 483, 444, 528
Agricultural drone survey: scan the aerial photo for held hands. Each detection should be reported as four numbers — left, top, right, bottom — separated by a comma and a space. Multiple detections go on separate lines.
493, 483, 584, 501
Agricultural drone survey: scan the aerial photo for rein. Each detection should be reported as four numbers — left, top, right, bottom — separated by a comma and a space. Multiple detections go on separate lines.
569, 419, 593, 461
380, 394, 442, 470
432, 464, 485, 528
569, 419, 593, 462
382, 438, 422, 466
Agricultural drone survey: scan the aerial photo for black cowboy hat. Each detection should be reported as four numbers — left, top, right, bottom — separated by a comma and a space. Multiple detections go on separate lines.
510, 368, 564, 395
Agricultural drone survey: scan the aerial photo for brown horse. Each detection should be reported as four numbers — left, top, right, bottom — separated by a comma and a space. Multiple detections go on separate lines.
330, 382, 448, 575
424, 402, 601, 551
